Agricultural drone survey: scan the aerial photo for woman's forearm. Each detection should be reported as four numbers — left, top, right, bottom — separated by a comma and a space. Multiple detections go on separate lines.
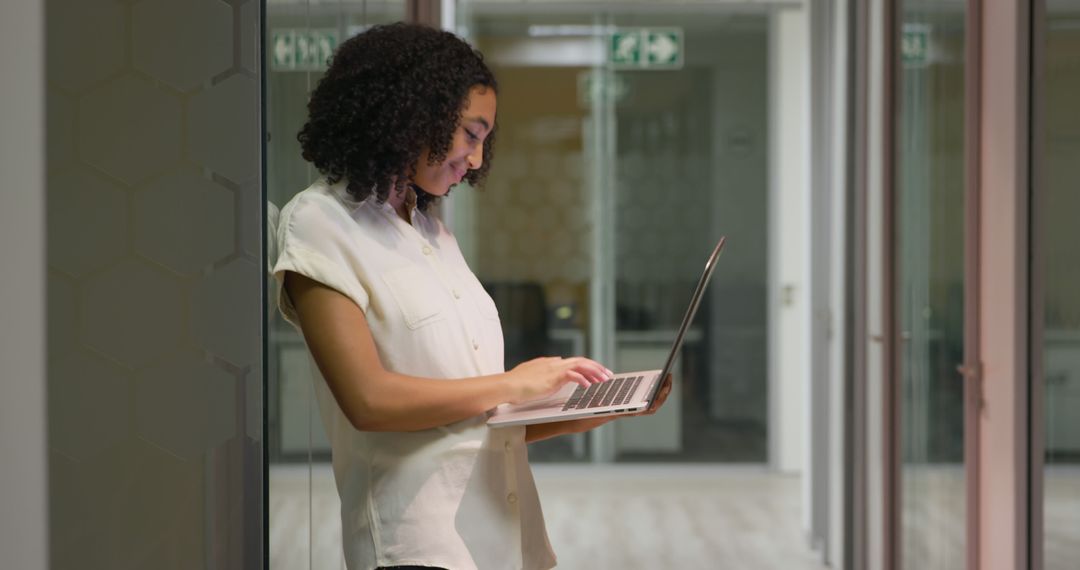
340, 370, 518, 432
288, 271, 520, 432
286, 272, 609, 433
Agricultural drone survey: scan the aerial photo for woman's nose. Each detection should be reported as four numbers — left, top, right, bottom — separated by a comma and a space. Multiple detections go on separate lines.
467, 152, 482, 170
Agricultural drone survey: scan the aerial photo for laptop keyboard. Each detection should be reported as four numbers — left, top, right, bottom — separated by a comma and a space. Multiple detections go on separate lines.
561, 375, 644, 411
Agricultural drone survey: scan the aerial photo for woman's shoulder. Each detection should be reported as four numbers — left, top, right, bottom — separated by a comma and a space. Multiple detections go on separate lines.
277, 180, 356, 248
281, 179, 379, 230
281, 178, 348, 217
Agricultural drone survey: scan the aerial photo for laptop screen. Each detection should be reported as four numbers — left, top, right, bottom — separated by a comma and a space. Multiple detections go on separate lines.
650, 236, 726, 400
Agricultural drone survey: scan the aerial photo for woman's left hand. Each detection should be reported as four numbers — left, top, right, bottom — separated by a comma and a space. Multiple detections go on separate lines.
639, 372, 673, 416
525, 373, 674, 441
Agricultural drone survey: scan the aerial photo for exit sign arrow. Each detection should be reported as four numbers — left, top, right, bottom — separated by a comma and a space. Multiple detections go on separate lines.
647, 31, 679, 65
610, 27, 684, 70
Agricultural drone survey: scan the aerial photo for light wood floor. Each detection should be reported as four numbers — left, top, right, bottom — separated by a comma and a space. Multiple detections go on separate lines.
899, 465, 1080, 570
269, 464, 828, 570
270, 463, 1080, 569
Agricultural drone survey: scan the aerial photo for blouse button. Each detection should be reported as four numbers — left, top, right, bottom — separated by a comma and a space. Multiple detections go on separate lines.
507, 492, 518, 504
504, 441, 512, 452
453, 289, 461, 299
472, 340, 479, 350
422, 245, 432, 255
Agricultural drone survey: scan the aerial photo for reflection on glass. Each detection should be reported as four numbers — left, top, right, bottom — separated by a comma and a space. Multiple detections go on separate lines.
461, 11, 771, 463
1041, 5, 1080, 569
266, 2, 405, 569
608, 18, 768, 463
896, 3, 965, 569
463, 16, 600, 462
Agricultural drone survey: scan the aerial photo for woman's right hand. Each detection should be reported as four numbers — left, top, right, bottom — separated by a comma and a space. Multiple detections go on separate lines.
504, 356, 613, 404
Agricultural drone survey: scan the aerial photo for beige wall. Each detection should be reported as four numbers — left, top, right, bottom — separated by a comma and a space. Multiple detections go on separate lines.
45, 0, 263, 567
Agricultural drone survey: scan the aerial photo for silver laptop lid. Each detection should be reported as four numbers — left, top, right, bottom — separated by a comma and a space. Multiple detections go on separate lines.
649, 236, 726, 399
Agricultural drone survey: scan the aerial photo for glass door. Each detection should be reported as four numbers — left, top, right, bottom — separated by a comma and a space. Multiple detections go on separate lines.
894, 2, 967, 568
455, 6, 775, 465
453, 5, 821, 569
1037, 3, 1080, 569
603, 12, 770, 464
451, 9, 613, 462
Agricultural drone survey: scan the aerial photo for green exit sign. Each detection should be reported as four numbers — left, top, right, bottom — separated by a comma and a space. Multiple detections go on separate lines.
610, 27, 684, 70
272, 29, 339, 72
902, 24, 930, 67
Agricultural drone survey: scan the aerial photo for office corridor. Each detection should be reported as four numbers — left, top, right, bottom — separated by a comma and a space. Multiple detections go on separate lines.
270, 465, 828, 569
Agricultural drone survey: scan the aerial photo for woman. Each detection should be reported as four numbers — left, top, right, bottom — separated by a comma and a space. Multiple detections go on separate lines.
273, 23, 669, 570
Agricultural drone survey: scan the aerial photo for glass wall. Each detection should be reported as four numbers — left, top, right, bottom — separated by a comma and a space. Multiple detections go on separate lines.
457, 6, 771, 465
894, 2, 966, 568
266, 1, 827, 567
453, 12, 605, 462
265, 2, 404, 568
1040, 3, 1080, 569
607, 14, 769, 464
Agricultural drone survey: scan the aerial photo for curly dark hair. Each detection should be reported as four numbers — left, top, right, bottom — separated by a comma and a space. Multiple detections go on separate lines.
298, 23, 498, 211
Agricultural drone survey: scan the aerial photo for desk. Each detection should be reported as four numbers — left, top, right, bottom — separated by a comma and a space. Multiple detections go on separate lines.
613, 329, 702, 454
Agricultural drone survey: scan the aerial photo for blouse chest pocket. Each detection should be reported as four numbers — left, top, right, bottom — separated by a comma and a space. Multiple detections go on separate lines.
382, 265, 447, 330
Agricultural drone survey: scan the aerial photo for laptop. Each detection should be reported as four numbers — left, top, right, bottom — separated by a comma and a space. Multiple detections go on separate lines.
487, 236, 726, 428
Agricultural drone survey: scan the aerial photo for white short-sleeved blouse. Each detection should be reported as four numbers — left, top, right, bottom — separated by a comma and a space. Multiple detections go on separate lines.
272, 178, 556, 570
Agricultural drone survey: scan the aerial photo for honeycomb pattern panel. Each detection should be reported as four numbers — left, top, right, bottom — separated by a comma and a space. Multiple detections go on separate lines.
45, 0, 126, 92
48, 273, 78, 359
79, 74, 183, 186
48, 90, 76, 171
48, 453, 93, 562
240, 0, 259, 74
495, 151, 529, 182
188, 75, 260, 183
46, 167, 129, 278
477, 142, 593, 284
135, 169, 235, 275
50, 440, 204, 569
193, 258, 260, 366
45, 0, 264, 565
244, 367, 263, 440
49, 349, 132, 462
529, 151, 562, 180
135, 352, 237, 459
613, 140, 713, 286
239, 178, 262, 259
133, 0, 233, 92
80, 259, 187, 369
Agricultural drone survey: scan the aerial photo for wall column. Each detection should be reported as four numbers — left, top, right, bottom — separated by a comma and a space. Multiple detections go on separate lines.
977, 1, 1031, 569
0, 0, 47, 568
768, 5, 811, 475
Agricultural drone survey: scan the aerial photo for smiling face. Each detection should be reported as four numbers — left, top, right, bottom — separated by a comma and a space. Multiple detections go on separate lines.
412, 86, 497, 196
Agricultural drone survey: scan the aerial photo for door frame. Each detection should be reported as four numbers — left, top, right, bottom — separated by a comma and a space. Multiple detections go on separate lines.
868, 1, 1036, 569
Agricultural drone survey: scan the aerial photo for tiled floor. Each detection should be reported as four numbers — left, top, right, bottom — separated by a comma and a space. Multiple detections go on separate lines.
269, 464, 827, 570
270, 463, 1080, 569
900, 464, 1080, 570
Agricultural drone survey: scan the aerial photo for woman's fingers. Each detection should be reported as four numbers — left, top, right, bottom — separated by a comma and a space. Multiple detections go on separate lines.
565, 370, 590, 388
518, 355, 613, 396
560, 365, 602, 388
560, 357, 611, 384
